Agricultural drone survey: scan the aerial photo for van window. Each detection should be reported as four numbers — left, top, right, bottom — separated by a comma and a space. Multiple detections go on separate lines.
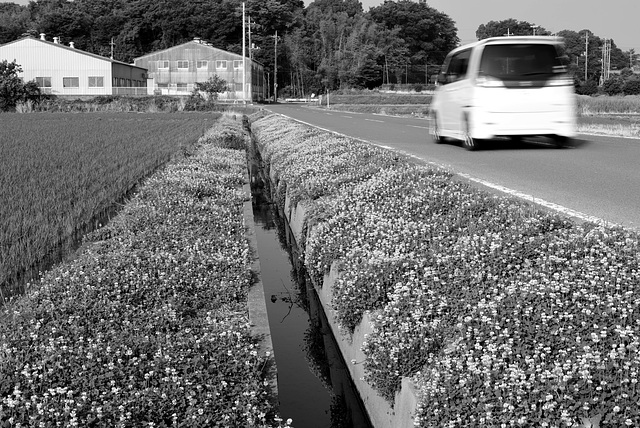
479, 44, 566, 80
444, 49, 471, 83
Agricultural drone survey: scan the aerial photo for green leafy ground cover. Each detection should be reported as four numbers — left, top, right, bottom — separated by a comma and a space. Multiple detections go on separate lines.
251, 113, 640, 427
0, 115, 280, 427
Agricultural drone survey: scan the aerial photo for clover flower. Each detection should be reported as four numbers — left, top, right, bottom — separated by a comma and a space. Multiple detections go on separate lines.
252, 113, 640, 427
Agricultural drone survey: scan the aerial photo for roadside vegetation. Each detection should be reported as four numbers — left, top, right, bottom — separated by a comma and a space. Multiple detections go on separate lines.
0, 114, 282, 427
251, 112, 640, 427
577, 95, 640, 138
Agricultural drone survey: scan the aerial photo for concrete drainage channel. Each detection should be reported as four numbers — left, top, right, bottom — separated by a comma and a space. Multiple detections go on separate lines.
248, 144, 373, 428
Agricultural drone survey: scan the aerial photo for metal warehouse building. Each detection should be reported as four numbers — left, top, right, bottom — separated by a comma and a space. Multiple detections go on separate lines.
0, 35, 148, 96
134, 38, 265, 102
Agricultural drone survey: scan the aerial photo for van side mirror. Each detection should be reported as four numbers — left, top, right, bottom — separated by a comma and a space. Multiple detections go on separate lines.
437, 73, 447, 85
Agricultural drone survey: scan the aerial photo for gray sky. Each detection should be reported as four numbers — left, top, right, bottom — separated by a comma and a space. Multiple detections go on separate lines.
358, 0, 640, 52
3, 0, 638, 52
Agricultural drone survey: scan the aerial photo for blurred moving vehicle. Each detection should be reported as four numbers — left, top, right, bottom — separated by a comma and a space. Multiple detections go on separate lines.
430, 36, 576, 150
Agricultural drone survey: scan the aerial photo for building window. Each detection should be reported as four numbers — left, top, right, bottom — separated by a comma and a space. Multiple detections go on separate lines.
233, 60, 243, 69
234, 82, 243, 91
197, 60, 208, 69
35, 77, 51, 88
216, 60, 227, 70
177, 60, 189, 69
88, 76, 104, 88
158, 60, 169, 69
63, 77, 79, 88
177, 83, 188, 91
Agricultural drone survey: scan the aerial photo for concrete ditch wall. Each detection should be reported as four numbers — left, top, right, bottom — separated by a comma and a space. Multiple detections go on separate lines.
260, 163, 420, 428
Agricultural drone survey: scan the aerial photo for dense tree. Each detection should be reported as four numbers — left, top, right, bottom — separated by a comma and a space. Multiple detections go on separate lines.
476, 18, 550, 39
28, 0, 93, 49
608, 39, 628, 71
245, 0, 304, 96
557, 29, 605, 83
623, 76, 640, 95
602, 76, 624, 95
375, 26, 410, 85
3, 0, 635, 95
0, 3, 31, 44
368, 1, 458, 66
301, 0, 366, 90
0, 60, 41, 112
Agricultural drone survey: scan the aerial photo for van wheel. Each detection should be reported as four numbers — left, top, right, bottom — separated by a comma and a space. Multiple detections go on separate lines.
462, 118, 480, 151
430, 112, 443, 144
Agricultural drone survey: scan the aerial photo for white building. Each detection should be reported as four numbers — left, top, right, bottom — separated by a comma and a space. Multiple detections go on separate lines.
0, 35, 148, 96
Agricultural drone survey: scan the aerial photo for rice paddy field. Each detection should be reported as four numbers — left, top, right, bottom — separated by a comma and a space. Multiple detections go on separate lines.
0, 112, 219, 300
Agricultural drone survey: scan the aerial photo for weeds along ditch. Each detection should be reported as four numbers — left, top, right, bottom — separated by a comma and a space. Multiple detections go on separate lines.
0, 112, 219, 301
0, 113, 285, 427
250, 112, 640, 427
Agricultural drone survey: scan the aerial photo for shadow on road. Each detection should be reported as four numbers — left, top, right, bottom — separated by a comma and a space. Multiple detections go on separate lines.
439, 136, 592, 151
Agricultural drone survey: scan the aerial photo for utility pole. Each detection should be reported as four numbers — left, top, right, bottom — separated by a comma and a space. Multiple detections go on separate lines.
601, 39, 611, 84
110, 37, 115, 59
242, 2, 246, 104
584, 31, 589, 81
504, 28, 512, 37
425, 59, 428, 85
248, 15, 252, 61
273, 30, 278, 103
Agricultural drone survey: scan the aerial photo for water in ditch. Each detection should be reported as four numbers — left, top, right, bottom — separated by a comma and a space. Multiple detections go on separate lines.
249, 155, 373, 428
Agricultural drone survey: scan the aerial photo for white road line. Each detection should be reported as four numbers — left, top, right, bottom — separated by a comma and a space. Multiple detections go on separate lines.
365, 119, 384, 123
341, 115, 353, 118
456, 172, 617, 227
269, 112, 625, 229
407, 125, 429, 129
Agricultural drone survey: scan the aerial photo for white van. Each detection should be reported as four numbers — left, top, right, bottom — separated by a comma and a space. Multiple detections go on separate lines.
430, 36, 576, 150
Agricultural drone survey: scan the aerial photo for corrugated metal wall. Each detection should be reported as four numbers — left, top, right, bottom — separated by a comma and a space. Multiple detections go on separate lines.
134, 41, 265, 101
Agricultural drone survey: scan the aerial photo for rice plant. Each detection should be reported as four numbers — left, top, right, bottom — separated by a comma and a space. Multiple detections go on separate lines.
0, 112, 217, 300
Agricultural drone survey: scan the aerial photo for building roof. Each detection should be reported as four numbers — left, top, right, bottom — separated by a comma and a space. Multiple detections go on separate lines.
0, 36, 147, 71
134, 39, 263, 66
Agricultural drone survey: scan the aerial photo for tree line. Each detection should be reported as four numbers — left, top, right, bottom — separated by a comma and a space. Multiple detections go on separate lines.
477, 18, 639, 95
1, 0, 637, 97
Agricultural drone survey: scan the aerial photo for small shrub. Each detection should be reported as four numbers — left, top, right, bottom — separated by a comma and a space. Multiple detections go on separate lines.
576, 80, 598, 96
623, 77, 640, 95
602, 76, 625, 96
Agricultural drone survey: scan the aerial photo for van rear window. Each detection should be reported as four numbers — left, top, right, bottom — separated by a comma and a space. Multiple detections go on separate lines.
479, 44, 566, 80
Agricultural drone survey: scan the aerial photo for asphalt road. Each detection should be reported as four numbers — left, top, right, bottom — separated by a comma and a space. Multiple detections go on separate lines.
264, 103, 640, 231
